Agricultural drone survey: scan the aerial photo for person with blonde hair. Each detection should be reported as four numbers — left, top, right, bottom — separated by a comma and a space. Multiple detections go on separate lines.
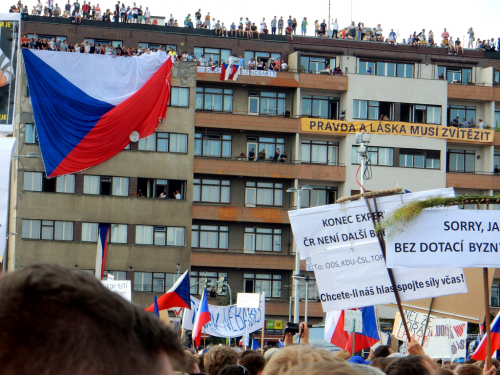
261, 344, 344, 375
282, 361, 364, 375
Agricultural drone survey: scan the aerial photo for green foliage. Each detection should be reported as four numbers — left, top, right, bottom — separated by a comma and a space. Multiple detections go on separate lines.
383, 195, 500, 240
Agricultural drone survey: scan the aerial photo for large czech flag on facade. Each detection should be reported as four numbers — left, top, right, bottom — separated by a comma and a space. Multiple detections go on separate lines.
325, 307, 380, 354
22, 49, 173, 177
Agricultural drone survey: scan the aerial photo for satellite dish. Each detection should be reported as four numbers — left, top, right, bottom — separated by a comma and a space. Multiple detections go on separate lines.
129, 131, 140, 142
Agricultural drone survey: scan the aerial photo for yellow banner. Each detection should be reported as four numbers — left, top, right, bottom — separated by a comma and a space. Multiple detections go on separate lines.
301, 119, 495, 143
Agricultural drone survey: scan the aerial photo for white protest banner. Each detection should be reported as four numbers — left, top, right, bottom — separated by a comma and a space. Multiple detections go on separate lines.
386, 210, 500, 268
0, 137, 16, 259
101, 280, 132, 301
236, 293, 261, 308
425, 319, 468, 360
392, 310, 437, 347
288, 188, 455, 260
311, 243, 468, 312
344, 310, 362, 333
182, 294, 265, 338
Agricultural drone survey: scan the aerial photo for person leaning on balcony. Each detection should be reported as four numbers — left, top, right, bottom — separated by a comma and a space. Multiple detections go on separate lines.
469, 118, 476, 128
248, 148, 256, 161
258, 149, 266, 161
479, 119, 485, 129
451, 116, 460, 127
273, 149, 280, 162
279, 151, 287, 162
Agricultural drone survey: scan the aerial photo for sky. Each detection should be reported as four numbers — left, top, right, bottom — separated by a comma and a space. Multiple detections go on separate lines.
141, 0, 499, 43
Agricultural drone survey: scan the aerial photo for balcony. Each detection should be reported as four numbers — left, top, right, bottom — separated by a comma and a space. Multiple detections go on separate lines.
195, 111, 301, 133
194, 157, 346, 182
298, 73, 348, 91
197, 69, 299, 87
191, 250, 294, 270
446, 172, 500, 190
192, 204, 290, 224
447, 83, 500, 102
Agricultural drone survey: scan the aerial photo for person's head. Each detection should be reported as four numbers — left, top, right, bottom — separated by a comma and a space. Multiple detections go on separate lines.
262, 345, 344, 375
0, 263, 186, 375
456, 364, 482, 375
183, 350, 200, 374
386, 355, 433, 375
438, 368, 456, 375
204, 346, 239, 375
281, 361, 364, 375
351, 364, 385, 375
239, 350, 265, 375
369, 357, 396, 372
219, 365, 250, 375
373, 345, 393, 359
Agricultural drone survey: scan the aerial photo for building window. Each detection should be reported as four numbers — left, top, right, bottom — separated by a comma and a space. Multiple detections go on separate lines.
25, 124, 38, 144
300, 56, 336, 74
244, 51, 282, 68
248, 92, 286, 116
438, 66, 473, 84
244, 273, 282, 298
245, 182, 283, 207
190, 271, 228, 296
353, 100, 380, 120
400, 104, 442, 124
298, 281, 320, 300
495, 152, 500, 172
22, 219, 41, 239
170, 87, 189, 107
112, 177, 129, 196
399, 149, 440, 169
351, 146, 394, 166
492, 283, 500, 307
244, 228, 282, 252
56, 174, 75, 193
138, 132, 188, 153
302, 96, 339, 119
83, 176, 129, 196
192, 225, 229, 249
195, 88, 233, 112
23, 172, 43, 191
193, 179, 230, 203
447, 150, 475, 173
301, 187, 337, 208
448, 106, 476, 126
104, 270, 127, 280
137, 178, 185, 199
358, 60, 414, 78
135, 225, 185, 246
110, 224, 128, 243
138, 42, 176, 51
301, 140, 338, 165
194, 133, 232, 158
194, 47, 231, 65
84, 38, 123, 47
133, 272, 177, 292
246, 136, 284, 162
134, 272, 152, 292
82, 222, 99, 242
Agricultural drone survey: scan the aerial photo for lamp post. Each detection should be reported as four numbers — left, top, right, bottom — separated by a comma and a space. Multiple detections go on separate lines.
286, 185, 313, 324
292, 274, 310, 324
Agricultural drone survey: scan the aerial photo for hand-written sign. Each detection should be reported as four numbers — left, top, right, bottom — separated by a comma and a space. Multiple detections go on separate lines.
386, 210, 500, 268
392, 310, 437, 347
344, 310, 363, 333
101, 280, 132, 301
311, 242, 468, 312
426, 319, 468, 360
289, 188, 456, 260
301, 119, 495, 143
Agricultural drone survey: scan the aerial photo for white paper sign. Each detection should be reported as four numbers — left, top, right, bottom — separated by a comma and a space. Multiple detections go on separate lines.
237, 293, 261, 308
182, 294, 265, 338
101, 280, 132, 301
392, 310, 436, 347
288, 188, 455, 260
311, 242, 468, 311
425, 319, 468, 360
386, 210, 500, 268
0, 137, 16, 259
344, 310, 362, 333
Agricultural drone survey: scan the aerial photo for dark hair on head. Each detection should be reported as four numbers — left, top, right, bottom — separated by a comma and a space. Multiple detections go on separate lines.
373, 345, 392, 359
369, 357, 396, 371
456, 364, 482, 375
219, 365, 248, 375
0, 263, 186, 375
239, 350, 266, 375
438, 368, 456, 375
386, 355, 431, 375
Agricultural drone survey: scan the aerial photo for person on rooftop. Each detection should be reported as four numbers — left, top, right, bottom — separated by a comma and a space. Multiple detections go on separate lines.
301, 17, 307, 36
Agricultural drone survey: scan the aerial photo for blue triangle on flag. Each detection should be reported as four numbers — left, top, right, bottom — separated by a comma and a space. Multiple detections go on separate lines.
154, 295, 160, 318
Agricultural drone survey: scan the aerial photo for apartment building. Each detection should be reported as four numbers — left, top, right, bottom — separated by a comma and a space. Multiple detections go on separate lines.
8, 17, 500, 334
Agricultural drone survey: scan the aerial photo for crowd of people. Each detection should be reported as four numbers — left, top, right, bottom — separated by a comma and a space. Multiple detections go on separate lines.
8, 1, 500, 51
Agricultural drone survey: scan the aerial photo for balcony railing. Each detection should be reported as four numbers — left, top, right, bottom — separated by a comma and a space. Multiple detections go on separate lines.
195, 155, 344, 167
192, 248, 294, 256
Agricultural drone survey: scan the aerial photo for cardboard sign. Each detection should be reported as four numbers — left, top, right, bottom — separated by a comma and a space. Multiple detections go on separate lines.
344, 310, 363, 333
311, 243, 467, 311
386, 210, 500, 268
392, 310, 437, 347
237, 293, 261, 308
426, 319, 468, 360
288, 188, 455, 260
101, 280, 132, 301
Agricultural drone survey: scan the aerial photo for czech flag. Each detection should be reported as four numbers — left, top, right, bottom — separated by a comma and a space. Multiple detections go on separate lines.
220, 64, 241, 81
471, 312, 500, 360
145, 270, 191, 312
251, 337, 261, 350
22, 49, 173, 177
94, 224, 110, 280
192, 290, 211, 346
325, 307, 380, 354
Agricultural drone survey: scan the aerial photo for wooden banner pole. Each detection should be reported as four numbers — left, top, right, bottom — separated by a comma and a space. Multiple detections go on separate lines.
260, 324, 265, 353
483, 267, 492, 369
365, 197, 411, 340
421, 298, 434, 346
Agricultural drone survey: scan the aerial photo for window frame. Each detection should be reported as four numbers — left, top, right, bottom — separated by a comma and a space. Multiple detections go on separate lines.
447, 149, 475, 173
191, 225, 229, 249
244, 273, 282, 298
190, 271, 228, 296
245, 181, 284, 207
193, 179, 231, 203
351, 146, 394, 166
301, 140, 339, 166
170, 87, 190, 107
194, 133, 232, 158
138, 132, 188, 153
195, 87, 234, 113
244, 227, 282, 253
248, 92, 286, 116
